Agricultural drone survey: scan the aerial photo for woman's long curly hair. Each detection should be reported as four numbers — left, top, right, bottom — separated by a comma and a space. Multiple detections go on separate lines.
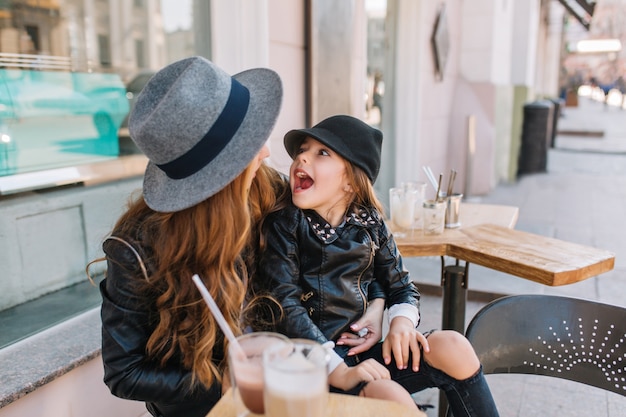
108, 162, 285, 389
242, 164, 288, 331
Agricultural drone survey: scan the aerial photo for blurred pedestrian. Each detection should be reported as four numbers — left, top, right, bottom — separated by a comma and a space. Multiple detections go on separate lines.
615, 75, 626, 109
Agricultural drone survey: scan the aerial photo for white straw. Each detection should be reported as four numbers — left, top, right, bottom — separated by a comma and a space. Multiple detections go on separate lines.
191, 274, 245, 359
423, 166, 439, 191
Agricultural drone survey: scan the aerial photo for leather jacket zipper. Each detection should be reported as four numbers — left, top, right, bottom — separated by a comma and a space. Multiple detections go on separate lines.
356, 235, 377, 313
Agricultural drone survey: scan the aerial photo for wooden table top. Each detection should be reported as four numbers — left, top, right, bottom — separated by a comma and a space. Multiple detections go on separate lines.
449, 224, 615, 286
207, 389, 426, 417
393, 203, 520, 257
394, 203, 615, 286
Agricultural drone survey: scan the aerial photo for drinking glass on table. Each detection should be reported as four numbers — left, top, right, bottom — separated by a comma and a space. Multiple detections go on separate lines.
263, 339, 329, 417
390, 187, 417, 238
443, 192, 463, 228
423, 199, 446, 235
401, 181, 427, 230
228, 332, 291, 416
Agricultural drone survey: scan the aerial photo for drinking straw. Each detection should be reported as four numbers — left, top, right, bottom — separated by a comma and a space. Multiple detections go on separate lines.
191, 274, 246, 359
422, 166, 439, 191
435, 173, 443, 201
446, 169, 457, 197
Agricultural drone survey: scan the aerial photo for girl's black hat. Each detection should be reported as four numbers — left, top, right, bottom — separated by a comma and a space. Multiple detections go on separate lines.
284, 115, 383, 183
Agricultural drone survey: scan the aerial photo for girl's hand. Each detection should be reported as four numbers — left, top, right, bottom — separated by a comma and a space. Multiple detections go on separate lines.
382, 317, 430, 372
336, 298, 385, 355
327, 359, 390, 391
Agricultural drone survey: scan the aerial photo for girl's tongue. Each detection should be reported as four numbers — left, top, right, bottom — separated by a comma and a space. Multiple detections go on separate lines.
295, 172, 314, 191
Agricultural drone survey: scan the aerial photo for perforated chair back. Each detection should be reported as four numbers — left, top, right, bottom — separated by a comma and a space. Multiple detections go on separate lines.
465, 294, 626, 397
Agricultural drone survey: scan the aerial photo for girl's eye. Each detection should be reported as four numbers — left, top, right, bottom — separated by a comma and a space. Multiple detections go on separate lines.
296, 147, 306, 155
319, 149, 330, 156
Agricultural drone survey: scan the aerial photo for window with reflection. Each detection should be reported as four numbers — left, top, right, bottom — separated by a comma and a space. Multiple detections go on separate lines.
0, 0, 211, 350
0, 0, 209, 180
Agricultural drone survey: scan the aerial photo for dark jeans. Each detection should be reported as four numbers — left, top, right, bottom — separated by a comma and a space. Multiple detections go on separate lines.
334, 342, 500, 417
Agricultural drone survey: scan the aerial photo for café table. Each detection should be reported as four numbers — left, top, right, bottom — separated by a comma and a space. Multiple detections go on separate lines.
392, 202, 616, 334
394, 202, 615, 417
207, 388, 426, 417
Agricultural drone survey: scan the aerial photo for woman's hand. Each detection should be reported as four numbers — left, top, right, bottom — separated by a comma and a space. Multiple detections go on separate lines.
382, 317, 429, 372
336, 298, 385, 356
327, 359, 390, 391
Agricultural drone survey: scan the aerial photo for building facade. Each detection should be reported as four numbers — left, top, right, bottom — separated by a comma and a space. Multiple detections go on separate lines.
4, 0, 607, 414
0, 0, 578, 337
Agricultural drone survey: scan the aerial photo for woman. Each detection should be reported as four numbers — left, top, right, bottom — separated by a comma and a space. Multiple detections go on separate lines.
93, 56, 283, 417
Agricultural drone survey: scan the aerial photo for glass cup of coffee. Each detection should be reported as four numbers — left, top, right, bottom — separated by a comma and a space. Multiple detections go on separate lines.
263, 339, 329, 417
228, 332, 291, 416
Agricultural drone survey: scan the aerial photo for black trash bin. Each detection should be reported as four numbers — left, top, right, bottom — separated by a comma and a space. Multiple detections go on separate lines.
517, 100, 554, 176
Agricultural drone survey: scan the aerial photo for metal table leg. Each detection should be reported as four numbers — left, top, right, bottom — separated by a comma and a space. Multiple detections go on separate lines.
438, 256, 469, 417
440, 257, 469, 332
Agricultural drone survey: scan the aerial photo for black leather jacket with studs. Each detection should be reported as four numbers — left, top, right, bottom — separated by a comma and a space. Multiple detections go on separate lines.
257, 203, 420, 353
100, 237, 222, 417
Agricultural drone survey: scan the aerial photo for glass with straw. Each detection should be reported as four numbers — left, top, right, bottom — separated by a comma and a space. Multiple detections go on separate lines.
192, 274, 290, 416
422, 173, 446, 235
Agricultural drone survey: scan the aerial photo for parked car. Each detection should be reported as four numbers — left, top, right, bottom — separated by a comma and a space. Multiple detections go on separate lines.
0, 67, 129, 176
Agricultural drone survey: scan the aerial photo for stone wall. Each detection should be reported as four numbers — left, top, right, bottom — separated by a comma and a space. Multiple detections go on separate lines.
0, 177, 142, 311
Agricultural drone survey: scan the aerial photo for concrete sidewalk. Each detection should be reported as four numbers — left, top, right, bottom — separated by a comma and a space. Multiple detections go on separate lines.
407, 95, 626, 417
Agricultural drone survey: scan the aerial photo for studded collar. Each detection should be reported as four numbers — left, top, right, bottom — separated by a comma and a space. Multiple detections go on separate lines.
303, 207, 381, 244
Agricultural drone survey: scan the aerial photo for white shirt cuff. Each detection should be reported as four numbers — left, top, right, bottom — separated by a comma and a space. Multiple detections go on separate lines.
388, 303, 420, 327
327, 350, 344, 374
322, 341, 344, 374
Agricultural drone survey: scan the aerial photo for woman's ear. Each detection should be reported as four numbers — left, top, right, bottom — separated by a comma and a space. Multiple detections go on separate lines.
343, 184, 354, 193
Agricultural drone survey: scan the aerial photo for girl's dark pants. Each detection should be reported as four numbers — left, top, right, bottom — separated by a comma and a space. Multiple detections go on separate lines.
332, 342, 500, 417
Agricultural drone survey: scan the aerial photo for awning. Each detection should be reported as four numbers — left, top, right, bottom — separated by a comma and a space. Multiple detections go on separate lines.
557, 0, 596, 30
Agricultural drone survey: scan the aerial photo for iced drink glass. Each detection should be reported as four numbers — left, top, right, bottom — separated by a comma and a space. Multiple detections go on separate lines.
263, 339, 329, 417
228, 332, 290, 416
390, 187, 417, 237
401, 181, 427, 229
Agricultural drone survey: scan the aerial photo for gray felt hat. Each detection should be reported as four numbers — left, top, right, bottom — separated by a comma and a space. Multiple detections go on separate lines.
129, 56, 282, 212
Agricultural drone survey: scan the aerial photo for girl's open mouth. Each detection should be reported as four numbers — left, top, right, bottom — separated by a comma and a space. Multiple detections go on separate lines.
294, 170, 314, 191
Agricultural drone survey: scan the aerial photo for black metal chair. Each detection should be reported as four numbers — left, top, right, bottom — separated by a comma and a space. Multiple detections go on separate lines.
465, 294, 626, 398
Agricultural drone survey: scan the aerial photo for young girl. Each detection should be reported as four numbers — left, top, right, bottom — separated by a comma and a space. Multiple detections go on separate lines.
256, 115, 500, 416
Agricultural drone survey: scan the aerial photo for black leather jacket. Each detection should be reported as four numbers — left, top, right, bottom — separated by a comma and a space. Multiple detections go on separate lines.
100, 237, 222, 417
257, 204, 420, 354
